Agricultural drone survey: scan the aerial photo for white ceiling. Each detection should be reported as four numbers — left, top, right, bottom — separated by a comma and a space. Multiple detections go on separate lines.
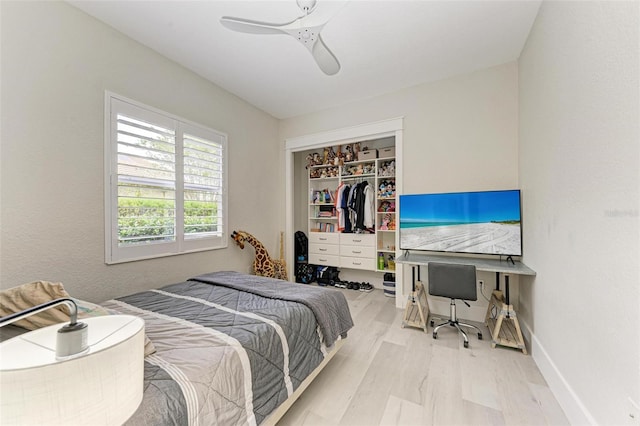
68, 0, 541, 119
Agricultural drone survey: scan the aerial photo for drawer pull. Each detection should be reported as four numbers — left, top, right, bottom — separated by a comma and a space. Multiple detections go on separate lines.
319, 258, 327, 262
319, 238, 327, 241
353, 262, 361, 265
353, 239, 362, 243
352, 250, 361, 254
319, 248, 327, 252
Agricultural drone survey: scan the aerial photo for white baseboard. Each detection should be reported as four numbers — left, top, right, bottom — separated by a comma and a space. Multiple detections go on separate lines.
521, 320, 597, 425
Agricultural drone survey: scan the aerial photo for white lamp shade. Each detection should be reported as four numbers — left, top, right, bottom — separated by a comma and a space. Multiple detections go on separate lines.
0, 315, 145, 425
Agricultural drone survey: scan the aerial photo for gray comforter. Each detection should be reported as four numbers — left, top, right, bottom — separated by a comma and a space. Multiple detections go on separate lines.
192, 271, 354, 347
103, 272, 353, 426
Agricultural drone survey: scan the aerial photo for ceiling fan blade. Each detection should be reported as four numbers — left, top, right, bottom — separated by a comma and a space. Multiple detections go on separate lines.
312, 34, 340, 75
220, 16, 290, 35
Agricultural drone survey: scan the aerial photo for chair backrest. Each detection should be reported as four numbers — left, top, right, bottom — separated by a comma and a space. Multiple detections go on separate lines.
427, 262, 477, 301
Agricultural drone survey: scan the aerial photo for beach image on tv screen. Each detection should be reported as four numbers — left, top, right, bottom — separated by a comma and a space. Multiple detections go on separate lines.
399, 190, 522, 256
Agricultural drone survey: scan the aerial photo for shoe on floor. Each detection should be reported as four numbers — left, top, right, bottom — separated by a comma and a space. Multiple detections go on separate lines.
359, 282, 373, 292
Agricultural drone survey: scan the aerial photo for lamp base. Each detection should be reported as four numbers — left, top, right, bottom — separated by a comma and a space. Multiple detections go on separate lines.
56, 321, 88, 359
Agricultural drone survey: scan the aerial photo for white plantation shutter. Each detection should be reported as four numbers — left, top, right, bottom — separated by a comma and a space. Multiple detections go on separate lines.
117, 113, 177, 245
106, 94, 227, 263
182, 130, 224, 240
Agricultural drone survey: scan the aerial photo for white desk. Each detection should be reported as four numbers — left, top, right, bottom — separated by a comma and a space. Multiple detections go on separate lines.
396, 252, 536, 353
395, 252, 536, 274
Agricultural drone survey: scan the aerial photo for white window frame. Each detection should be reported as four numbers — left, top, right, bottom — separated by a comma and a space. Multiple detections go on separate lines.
104, 92, 228, 264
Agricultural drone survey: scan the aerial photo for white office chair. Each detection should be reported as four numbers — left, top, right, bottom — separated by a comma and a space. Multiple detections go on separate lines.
428, 262, 483, 348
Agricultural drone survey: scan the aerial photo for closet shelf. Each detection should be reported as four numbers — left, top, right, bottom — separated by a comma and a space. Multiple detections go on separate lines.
341, 173, 375, 180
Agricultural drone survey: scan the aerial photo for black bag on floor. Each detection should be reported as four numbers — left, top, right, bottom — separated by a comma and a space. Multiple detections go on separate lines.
296, 263, 316, 284
316, 266, 340, 286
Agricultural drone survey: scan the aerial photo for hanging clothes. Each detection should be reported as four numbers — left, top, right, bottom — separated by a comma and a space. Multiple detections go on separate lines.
353, 181, 366, 230
363, 183, 375, 230
334, 183, 349, 232
347, 183, 358, 233
349, 180, 375, 233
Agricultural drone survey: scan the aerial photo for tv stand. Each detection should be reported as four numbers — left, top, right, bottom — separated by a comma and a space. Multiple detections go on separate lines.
395, 252, 535, 354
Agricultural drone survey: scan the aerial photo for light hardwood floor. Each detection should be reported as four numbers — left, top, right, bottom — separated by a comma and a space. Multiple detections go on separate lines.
278, 288, 569, 426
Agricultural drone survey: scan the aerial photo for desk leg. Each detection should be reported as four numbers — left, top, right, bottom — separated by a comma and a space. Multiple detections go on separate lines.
402, 265, 429, 332
484, 290, 503, 323
491, 311, 504, 349
505, 274, 510, 318
485, 290, 527, 354
505, 274, 510, 303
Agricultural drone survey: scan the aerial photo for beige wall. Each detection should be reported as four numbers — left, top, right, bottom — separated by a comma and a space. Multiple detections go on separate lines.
280, 62, 520, 321
0, 1, 281, 302
280, 62, 519, 196
519, 1, 639, 424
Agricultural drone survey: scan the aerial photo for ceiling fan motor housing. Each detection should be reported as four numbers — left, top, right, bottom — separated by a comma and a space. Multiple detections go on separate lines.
296, 0, 317, 14
287, 26, 324, 51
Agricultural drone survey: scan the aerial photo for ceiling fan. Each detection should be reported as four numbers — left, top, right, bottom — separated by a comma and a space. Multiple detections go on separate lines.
220, 0, 342, 76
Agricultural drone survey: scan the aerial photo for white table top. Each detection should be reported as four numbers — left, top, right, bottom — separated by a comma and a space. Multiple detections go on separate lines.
395, 252, 536, 276
0, 315, 144, 370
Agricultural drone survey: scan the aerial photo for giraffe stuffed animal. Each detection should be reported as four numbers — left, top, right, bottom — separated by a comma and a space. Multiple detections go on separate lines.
231, 230, 288, 281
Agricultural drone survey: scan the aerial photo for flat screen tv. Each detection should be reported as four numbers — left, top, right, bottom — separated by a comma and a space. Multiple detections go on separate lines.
399, 189, 522, 256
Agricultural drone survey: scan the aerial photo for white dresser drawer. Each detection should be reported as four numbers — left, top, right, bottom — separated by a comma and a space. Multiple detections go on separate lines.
340, 245, 376, 259
309, 243, 340, 256
339, 256, 376, 270
339, 233, 375, 247
309, 232, 340, 245
309, 253, 340, 267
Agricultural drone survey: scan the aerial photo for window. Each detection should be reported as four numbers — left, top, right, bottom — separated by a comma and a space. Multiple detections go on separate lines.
105, 93, 227, 263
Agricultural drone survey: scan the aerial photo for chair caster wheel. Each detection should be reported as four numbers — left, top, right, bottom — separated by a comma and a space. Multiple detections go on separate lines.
430, 320, 434, 327
478, 333, 483, 340
464, 341, 469, 348
432, 332, 437, 340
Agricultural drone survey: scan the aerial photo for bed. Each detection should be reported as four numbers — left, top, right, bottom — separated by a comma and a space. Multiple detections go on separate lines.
99, 270, 354, 426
